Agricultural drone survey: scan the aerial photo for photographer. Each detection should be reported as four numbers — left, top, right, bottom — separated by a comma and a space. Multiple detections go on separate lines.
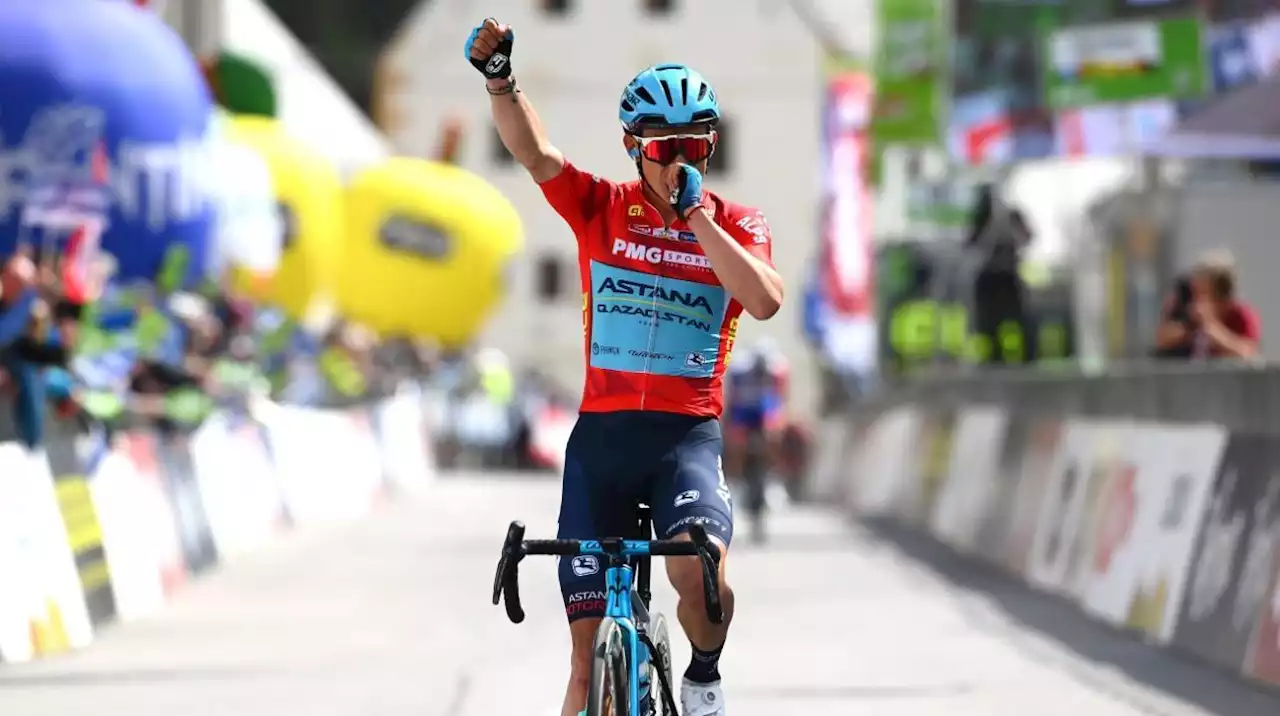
1154, 252, 1259, 360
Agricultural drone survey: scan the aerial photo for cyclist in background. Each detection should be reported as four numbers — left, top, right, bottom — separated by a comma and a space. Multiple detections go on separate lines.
724, 338, 789, 542
467, 16, 784, 716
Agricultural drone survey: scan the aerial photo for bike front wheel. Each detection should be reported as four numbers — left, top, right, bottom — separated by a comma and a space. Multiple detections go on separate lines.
587, 617, 632, 716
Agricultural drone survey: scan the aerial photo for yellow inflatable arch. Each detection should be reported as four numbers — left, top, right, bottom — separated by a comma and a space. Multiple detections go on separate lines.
224, 115, 342, 319
338, 157, 523, 346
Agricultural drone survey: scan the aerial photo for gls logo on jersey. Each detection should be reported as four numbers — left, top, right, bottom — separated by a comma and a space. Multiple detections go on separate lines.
611, 238, 710, 270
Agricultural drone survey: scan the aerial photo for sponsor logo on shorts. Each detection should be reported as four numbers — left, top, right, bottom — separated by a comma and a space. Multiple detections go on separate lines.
566, 589, 607, 617
668, 515, 728, 535
571, 555, 599, 577
674, 489, 700, 507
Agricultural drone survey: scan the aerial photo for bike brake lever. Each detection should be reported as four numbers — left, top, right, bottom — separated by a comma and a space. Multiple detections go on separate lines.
492, 522, 527, 623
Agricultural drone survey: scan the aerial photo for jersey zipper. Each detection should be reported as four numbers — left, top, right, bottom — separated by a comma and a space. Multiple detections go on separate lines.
640, 273, 663, 411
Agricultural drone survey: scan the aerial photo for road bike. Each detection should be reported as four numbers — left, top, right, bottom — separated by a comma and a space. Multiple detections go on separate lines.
492, 506, 723, 716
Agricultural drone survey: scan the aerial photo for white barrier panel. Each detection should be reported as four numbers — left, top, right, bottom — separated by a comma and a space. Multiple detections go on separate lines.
375, 388, 434, 495
932, 407, 1009, 554
847, 406, 918, 515
92, 450, 167, 621
260, 405, 382, 525
0, 443, 94, 661
190, 413, 288, 559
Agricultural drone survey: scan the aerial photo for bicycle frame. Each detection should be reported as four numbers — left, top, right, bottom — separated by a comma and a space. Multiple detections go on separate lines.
581, 540, 651, 716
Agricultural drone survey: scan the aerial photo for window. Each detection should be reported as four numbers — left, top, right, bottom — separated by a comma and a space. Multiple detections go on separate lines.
707, 116, 733, 176
490, 125, 515, 167
541, 0, 572, 16
643, 0, 676, 14
536, 253, 564, 302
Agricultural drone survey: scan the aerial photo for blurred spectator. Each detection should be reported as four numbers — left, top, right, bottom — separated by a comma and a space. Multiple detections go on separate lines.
968, 185, 1033, 365
1155, 252, 1260, 360
1153, 274, 1195, 359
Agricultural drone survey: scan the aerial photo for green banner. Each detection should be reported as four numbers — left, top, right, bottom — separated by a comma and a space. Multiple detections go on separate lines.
1041, 18, 1207, 109
872, 0, 948, 145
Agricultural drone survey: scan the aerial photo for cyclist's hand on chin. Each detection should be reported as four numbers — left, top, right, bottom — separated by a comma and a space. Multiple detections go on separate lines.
661, 163, 706, 220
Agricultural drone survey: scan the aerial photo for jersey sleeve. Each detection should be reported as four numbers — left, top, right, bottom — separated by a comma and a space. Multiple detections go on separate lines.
538, 161, 619, 241
723, 206, 775, 267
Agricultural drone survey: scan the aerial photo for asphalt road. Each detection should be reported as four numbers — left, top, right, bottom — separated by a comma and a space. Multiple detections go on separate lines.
1, 472, 1278, 715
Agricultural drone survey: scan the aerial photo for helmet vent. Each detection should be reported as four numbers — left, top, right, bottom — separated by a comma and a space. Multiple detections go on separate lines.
697, 83, 709, 102
655, 64, 683, 71
634, 87, 657, 105
680, 78, 689, 104
658, 79, 675, 106
620, 99, 636, 112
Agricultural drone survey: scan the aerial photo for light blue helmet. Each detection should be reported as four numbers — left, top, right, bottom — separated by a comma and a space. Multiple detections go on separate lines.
619, 64, 721, 133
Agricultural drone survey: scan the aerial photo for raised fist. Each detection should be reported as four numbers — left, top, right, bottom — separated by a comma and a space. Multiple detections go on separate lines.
465, 18, 515, 80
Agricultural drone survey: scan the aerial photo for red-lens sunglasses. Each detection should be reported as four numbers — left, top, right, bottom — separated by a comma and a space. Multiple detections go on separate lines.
633, 132, 717, 165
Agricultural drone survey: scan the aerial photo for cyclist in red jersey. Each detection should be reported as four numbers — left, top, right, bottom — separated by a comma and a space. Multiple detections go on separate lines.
468, 18, 783, 716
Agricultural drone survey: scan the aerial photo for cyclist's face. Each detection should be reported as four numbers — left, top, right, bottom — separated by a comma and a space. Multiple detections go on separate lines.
624, 126, 714, 192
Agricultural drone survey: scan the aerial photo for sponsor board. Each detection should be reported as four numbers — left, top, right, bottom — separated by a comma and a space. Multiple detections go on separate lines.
156, 433, 219, 575
931, 406, 1008, 554
974, 412, 1031, 563
1003, 418, 1065, 575
1246, 543, 1280, 685
847, 406, 918, 514
44, 426, 117, 627
1172, 433, 1278, 669
120, 432, 187, 595
0, 444, 95, 661
1028, 420, 1101, 593
190, 414, 287, 558
1073, 424, 1224, 642
901, 408, 955, 527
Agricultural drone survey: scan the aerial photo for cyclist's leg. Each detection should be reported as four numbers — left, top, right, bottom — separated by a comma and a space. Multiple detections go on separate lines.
650, 417, 734, 713
556, 414, 644, 716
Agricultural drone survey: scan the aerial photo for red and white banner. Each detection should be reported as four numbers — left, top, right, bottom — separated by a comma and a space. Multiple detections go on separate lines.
819, 71, 877, 373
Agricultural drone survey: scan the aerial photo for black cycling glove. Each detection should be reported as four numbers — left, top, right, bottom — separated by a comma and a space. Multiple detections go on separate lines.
465, 20, 514, 80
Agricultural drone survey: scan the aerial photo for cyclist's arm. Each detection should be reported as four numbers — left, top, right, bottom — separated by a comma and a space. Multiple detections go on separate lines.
688, 209, 783, 321
487, 77, 564, 182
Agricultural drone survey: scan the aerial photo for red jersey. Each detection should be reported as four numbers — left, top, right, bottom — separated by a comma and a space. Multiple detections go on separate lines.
539, 161, 774, 418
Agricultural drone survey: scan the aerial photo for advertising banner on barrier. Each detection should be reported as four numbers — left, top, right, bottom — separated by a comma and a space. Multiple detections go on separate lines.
120, 433, 187, 595
1172, 432, 1278, 670
1247, 545, 1280, 685
156, 432, 219, 575
91, 448, 169, 621
932, 406, 1008, 553
901, 408, 955, 527
1061, 422, 1134, 602
0, 444, 94, 661
263, 405, 381, 525
974, 412, 1030, 562
1028, 420, 1102, 594
189, 412, 286, 558
44, 426, 117, 628
1003, 418, 1065, 575
1073, 424, 1224, 641
847, 406, 918, 514
373, 390, 434, 495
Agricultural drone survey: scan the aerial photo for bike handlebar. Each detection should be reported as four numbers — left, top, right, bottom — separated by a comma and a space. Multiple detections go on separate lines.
492, 521, 724, 625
